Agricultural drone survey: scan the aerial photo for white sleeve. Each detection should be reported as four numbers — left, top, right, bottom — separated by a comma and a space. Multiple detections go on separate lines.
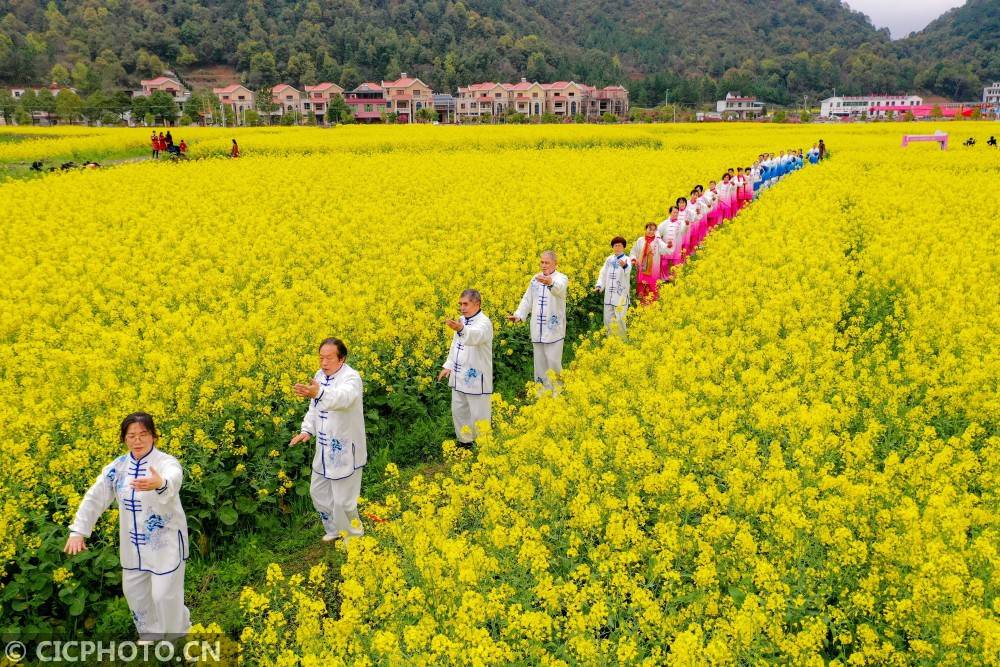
549, 273, 568, 298
443, 336, 457, 371
513, 282, 533, 321
150, 456, 183, 504
300, 388, 318, 436
315, 372, 363, 412
459, 317, 492, 346
68, 464, 116, 538
595, 260, 608, 290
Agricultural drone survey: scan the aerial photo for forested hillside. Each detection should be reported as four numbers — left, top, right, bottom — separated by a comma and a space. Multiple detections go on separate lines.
0, 0, 994, 106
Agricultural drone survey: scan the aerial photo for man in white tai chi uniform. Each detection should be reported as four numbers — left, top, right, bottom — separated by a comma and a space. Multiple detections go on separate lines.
438, 289, 493, 448
508, 250, 569, 391
290, 337, 367, 543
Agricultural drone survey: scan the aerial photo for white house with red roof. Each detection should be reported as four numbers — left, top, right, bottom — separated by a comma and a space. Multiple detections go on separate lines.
455, 81, 514, 120
716, 92, 766, 119
455, 78, 628, 122
820, 94, 922, 119
381, 73, 434, 123
213, 83, 256, 125
344, 83, 388, 122
138, 75, 190, 104
303, 82, 344, 123
543, 81, 590, 117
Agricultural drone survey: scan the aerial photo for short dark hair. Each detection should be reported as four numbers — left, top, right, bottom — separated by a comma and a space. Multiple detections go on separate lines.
644, 222, 657, 231
460, 289, 482, 304
676, 196, 687, 205
120, 412, 158, 443
318, 337, 348, 359
669, 205, 678, 213
611, 236, 627, 247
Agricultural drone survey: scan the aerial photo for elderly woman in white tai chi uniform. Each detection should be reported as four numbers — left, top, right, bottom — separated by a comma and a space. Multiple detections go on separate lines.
65, 412, 190, 641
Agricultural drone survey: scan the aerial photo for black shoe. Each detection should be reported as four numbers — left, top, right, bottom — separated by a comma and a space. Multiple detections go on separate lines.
457, 440, 476, 450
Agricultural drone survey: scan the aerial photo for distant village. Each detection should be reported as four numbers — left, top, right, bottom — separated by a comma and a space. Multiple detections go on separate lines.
4, 72, 999, 126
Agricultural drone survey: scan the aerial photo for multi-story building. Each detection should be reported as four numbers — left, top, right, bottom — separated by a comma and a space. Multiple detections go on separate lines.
213, 84, 256, 125
820, 94, 922, 118
138, 76, 191, 104
381, 73, 434, 123
303, 82, 344, 123
455, 78, 629, 122
344, 83, 388, 122
984, 82, 1000, 111
587, 84, 630, 117
716, 92, 766, 119
270, 83, 303, 119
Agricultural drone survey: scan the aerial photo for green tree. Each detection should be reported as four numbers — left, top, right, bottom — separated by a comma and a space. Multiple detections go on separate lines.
255, 87, 278, 124
146, 90, 178, 124
54, 89, 82, 123
328, 94, 351, 124
49, 63, 70, 85
0, 89, 15, 123
82, 91, 109, 125
249, 51, 279, 88
930, 104, 944, 119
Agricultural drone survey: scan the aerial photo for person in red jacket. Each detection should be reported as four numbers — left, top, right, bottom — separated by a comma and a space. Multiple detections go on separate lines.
151, 132, 160, 159
230, 139, 240, 158
178, 140, 188, 156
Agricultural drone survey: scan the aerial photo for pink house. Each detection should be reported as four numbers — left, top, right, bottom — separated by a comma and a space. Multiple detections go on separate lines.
345, 83, 388, 122
303, 82, 345, 123
381, 73, 434, 123
213, 84, 256, 125
271, 83, 303, 119
139, 76, 190, 102
868, 103, 978, 119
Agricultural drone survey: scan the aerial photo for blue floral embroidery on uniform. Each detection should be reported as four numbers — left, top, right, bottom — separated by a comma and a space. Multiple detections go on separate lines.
317, 511, 330, 521
329, 439, 343, 453
465, 368, 479, 380
548, 314, 560, 330
145, 514, 165, 533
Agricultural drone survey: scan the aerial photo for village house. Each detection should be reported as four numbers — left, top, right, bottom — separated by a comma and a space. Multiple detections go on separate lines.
344, 83, 388, 122
381, 73, 434, 123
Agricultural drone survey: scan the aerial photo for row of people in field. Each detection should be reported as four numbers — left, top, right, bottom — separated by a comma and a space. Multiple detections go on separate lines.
62, 143, 825, 642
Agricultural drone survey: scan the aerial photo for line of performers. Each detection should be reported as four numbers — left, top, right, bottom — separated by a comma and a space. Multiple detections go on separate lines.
61, 145, 821, 641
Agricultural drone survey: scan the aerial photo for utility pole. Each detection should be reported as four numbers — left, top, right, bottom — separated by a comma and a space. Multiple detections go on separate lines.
664, 88, 670, 122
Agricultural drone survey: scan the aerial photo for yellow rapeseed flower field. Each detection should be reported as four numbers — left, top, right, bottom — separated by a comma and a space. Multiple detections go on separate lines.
2, 122, 997, 664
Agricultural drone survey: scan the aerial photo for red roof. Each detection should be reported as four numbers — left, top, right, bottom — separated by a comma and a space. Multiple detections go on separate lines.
383, 77, 427, 88
213, 84, 248, 94
352, 83, 384, 93
141, 76, 182, 87
543, 81, 573, 90
510, 81, 537, 91
305, 82, 341, 92
272, 83, 298, 94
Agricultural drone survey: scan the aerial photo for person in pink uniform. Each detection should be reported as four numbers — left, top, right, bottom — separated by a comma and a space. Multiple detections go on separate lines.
720, 173, 735, 222
657, 206, 683, 283
690, 187, 708, 250
705, 181, 721, 231
630, 222, 668, 304
676, 196, 696, 261
734, 167, 748, 214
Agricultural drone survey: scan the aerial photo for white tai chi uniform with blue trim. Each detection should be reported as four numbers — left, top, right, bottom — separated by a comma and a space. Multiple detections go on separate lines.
595, 253, 631, 336
69, 447, 190, 639
514, 271, 569, 390
299, 364, 366, 539
443, 310, 493, 444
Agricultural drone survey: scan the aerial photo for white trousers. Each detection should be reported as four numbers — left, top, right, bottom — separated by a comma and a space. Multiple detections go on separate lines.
122, 562, 190, 640
311, 468, 363, 539
451, 390, 492, 443
603, 304, 627, 337
532, 340, 564, 390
